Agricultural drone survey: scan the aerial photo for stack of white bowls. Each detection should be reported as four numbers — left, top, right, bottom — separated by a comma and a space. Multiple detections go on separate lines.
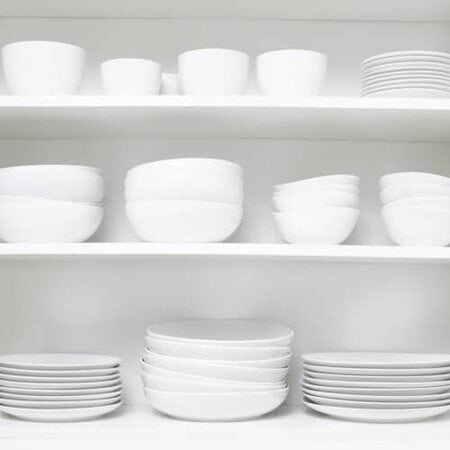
272, 175, 360, 244
125, 158, 243, 242
380, 172, 450, 246
0, 165, 104, 242
301, 352, 450, 423
140, 320, 293, 421
0, 354, 123, 422
361, 51, 450, 98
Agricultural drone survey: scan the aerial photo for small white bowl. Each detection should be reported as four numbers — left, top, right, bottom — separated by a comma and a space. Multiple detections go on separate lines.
0, 199, 103, 243
383, 196, 450, 211
273, 207, 359, 245
144, 387, 288, 421
382, 205, 450, 246
273, 190, 358, 211
1, 40, 86, 95
380, 172, 450, 190
275, 184, 359, 198
380, 184, 450, 205
126, 200, 243, 242
145, 336, 290, 361
101, 58, 161, 95
274, 175, 360, 192
256, 49, 328, 97
178, 48, 249, 95
142, 351, 288, 383
0, 165, 104, 203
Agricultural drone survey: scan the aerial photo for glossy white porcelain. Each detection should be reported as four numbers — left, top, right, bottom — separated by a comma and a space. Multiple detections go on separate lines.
273, 190, 358, 211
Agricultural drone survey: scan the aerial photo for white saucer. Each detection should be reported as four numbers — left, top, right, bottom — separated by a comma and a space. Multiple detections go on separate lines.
362, 56, 450, 70
0, 373, 120, 383
1, 384, 122, 396
1, 390, 123, 401
365, 88, 450, 98
363, 62, 450, 76
0, 366, 119, 377
363, 79, 450, 90
0, 395, 122, 408
362, 72, 450, 83
0, 379, 122, 390
363, 51, 450, 65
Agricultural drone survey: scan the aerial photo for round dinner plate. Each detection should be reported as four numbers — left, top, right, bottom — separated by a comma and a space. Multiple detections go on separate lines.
0, 379, 122, 390
0, 366, 119, 377
1, 390, 123, 401
365, 88, 450, 98
0, 373, 120, 383
1, 384, 122, 396
362, 71, 450, 83
363, 78, 450, 89
362, 62, 450, 76
363, 51, 450, 65
363, 83, 450, 94
302, 353, 450, 369
0, 395, 122, 408
303, 363, 450, 376
303, 399, 450, 423
0, 401, 123, 422
0, 354, 121, 370
362, 56, 450, 70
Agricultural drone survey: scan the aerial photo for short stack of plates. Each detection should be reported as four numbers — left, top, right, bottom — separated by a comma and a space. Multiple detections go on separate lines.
301, 352, 450, 423
361, 51, 450, 98
141, 319, 293, 421
0, 353, 123, 422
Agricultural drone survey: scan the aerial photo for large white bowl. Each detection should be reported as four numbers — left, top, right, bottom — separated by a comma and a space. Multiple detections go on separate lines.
143, 351, 288, 383
275, 184, 359, 198
144, 387, 288, 421
1, 41, 85, 95
380, 183, 450, 204
256, 49, 327, 97
273, 207, 359, 245
384, 196, 450, 210
146, 320, 293, 347
126, 200, 242, 242
145, 336, 290, 361
382, 205, 450, 246
0, 199, 103, 243
0, 165, 104, 203
273, 190, 358, 211
178, 48, 249, 95
274, 175, 360, 192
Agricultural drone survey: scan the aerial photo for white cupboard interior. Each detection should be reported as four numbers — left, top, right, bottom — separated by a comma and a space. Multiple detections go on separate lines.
1, 3, 450, 447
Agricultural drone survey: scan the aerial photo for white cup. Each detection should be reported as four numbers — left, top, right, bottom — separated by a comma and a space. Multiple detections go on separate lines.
1, 40, 86, 95
178, 48, 249, 95
161, 73, 180, 95
256, 49, 328, 97
101, 58, 162, 95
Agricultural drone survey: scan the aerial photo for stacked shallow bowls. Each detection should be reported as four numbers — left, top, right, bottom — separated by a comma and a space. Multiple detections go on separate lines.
0, 354, 123, 422
140, 320, 292, 421
0, 165, 104, 242
125, 158, 243, 242
272, 175, 360, 244
361, 51, 450, 98
380, 172, 450, 246
301, 352, 450, 423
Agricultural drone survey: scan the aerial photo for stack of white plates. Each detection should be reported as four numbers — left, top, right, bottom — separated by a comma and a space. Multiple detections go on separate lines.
272, 175, 360, 244
301, 352, 450, 423
380, 172, 450, 246
141, 320, 292, 421
361, 51, 450, 98
0, 354, 123, 422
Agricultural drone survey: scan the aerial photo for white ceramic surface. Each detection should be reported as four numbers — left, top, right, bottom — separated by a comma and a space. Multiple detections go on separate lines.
383, 197, 450, 211
0, 366, 119, 377
303, 370, 450, 382
161, 73, 180, 95
0, 395, 122, 408
101, 58, 162, 95
1, 390, 123, 401
126, 200, 243, 242
256, 49, 327, 97
380, 172, 450, 190
0, 379, 122, 390
144, 387, 288, 421
1, 40, 85, 95
1, 385, 122, 396
362, 51, 450, 66
178, 48, 249, 95
0, 373, 120, 383
273, 190, 358, 211
273, 207, 359, 245
365, 88, 450, 98
274, 175, 359, 192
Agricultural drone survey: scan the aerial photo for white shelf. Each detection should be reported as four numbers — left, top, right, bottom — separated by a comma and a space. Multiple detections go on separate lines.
1, 405, 450, 450
0, 0, 447, 22
1, 243, 450, 264
0, 96, 449, 142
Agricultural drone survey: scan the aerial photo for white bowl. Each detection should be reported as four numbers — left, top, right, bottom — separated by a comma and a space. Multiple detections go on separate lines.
0, 200, 103, 243
101, 58, 161, 95
0, 165, 104, 203
143, 351, 288, 383
381, 184, 450, 205
146, 320, 293, 347
145, 336, 290, 361
144, 387, 288, 421
126, 200, 243, 242
1, 41, 85, 95
380, 172, 450, 190
256, 49, 327, 97
382, 205, 450, 246
178, 48, 249, 95
274, 175, 359, 192
275, 184, 359, 198
273, 207, 359, 245
273, 190, 358, 211
383, 196, 450, 211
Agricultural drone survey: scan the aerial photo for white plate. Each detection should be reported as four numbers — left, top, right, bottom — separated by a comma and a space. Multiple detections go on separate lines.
303, 363, 450, 375
362, 71, 450, 83
0, 366, 119, 377
303, 353, 450, 368
363, 78, 450, 89
0, 354, 121, 370
362, 61, 450, 75
1, 384, 122, 396
363, 83, 450, 94
365, 88, 450, 98
303, 399, 450, 423
0, 373, 120, 383
362, 56, 450, 70
1, 390, 123, 401
363, 51, 450, 65
0, 395, 122, 408
303, 370, 450, 382
146, 320, 294, 347
0, 379, 122, 390
0, 401, 123, 422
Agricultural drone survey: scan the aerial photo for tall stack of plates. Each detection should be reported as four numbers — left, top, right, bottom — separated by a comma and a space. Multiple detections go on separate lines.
361, 51, 450, 98
301, 352, 450, 423
0, 354, 123, 422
